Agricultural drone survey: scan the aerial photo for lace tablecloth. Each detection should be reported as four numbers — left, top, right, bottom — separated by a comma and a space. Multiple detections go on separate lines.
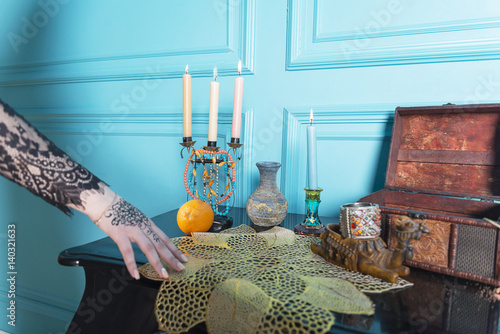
139, 225, 412, 334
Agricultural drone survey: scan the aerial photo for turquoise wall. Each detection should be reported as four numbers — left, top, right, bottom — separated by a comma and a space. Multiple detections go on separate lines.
0, 0, 499, 333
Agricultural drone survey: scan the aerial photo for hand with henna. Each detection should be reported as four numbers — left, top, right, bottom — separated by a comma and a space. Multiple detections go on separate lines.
78, 191, 187, 280
0, 99, 187, 279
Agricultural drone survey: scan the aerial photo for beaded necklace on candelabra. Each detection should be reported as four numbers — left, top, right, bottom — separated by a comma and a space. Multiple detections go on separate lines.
181, 138, 243, 227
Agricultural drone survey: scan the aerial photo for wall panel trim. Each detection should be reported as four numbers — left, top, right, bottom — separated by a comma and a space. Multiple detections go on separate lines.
287, 0, 500, 70
0, 0, 255, 86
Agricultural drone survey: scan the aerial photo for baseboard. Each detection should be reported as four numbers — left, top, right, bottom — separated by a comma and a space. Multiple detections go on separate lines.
0, 282, 78, 323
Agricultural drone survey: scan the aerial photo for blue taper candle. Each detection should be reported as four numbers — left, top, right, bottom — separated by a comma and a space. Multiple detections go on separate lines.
307, 109, 318, 189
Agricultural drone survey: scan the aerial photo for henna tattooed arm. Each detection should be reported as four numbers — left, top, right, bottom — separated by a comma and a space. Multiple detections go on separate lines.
0, 100, 186, 279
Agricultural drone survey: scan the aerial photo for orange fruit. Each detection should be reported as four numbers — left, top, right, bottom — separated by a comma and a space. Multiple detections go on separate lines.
177, 199, 214, 235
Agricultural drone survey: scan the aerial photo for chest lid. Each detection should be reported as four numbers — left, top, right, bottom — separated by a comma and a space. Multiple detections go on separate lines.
385, 103, 500, 201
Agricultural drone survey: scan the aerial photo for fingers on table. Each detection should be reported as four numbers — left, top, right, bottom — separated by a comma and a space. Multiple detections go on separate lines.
153, 225, 188, 263
114, 238, 140, 280
134, 234, 168, 278
112, 223, 188, 280
136, 233, 185, 279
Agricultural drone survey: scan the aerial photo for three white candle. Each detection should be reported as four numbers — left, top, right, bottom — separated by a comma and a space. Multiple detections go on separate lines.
185, 62, 244, 145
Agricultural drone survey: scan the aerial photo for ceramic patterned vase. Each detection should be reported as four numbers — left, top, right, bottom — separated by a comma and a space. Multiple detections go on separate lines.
246, 161, 288, 227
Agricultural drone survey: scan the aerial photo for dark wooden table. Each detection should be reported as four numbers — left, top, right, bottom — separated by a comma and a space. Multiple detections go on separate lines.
58, 208, 499, 334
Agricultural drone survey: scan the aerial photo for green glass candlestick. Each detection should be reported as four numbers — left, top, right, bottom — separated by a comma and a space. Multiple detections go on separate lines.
294, 188, 325, 236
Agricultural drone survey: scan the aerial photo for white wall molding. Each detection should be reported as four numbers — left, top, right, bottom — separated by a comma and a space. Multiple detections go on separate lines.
0, 0, 255, 86
313, 10, 500, 42
287, 0, 500, 70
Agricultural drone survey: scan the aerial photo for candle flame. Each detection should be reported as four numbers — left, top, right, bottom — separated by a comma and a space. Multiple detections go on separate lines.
310, 109, 314, 123
213, 66, 218, 81
238, 60, 242, 75
185, 64, 189, 74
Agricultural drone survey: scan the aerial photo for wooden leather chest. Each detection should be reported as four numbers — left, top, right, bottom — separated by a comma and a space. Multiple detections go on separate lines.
360, 103, 500, 286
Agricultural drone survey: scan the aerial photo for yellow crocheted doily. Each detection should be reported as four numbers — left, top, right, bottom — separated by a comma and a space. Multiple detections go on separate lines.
139, 225, 412, 334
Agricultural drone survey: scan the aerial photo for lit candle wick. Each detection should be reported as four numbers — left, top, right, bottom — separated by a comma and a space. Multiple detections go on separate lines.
213, 67, 218, 81
185, 64, 189, 74
238, 60, 242, 76
310, 108, 314, 125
